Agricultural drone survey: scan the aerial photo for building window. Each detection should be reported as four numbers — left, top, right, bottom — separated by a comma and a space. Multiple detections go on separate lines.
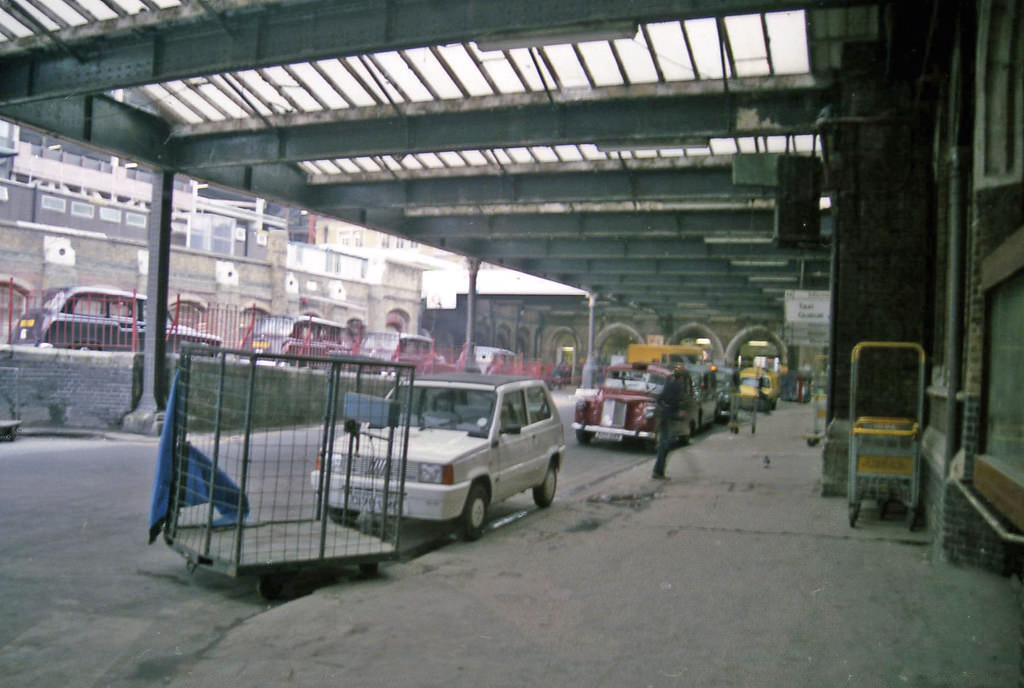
99, 207, 122, 223
41, 195, 66, 213
189, 213, 235, 255
976, 228, 1024, 530
70, 201, 95, 218
125, 212, 147, 228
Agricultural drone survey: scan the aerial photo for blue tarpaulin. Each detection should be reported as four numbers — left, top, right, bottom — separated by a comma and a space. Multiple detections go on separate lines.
148, 372, 249, 544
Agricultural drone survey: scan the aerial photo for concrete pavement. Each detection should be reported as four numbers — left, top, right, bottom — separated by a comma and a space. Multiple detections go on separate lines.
145, 399, 1018, 687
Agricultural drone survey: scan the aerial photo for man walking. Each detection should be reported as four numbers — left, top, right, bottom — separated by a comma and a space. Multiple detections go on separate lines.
652, 366, 685, 479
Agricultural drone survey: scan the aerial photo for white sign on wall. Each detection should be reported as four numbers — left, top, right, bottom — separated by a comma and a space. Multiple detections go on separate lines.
785, 290, 831, 324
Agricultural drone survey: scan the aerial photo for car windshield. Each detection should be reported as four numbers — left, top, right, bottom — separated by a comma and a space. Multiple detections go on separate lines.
411, 386, 495, 435
361, 332, 399, 359
603, 368, 666, 394
740, 377, 761, 388
254, 315, 294, 336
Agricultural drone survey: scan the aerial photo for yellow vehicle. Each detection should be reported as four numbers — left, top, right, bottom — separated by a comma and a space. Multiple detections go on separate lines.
626, 344, 708, 366
737, 367, 781, 411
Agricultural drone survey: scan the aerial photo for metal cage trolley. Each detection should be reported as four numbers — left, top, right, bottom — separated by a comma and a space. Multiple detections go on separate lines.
847, 341, 926, 529
149, 346, 415, 598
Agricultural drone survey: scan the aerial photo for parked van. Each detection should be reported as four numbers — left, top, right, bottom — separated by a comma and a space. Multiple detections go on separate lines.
626, 343, 708, 366
737, 367, 781, 411
251, 314, 354, 358
12, 286, 221, 351
357, 331, 453, 373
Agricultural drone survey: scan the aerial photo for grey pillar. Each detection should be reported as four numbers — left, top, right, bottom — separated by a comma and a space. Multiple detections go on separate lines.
464, 258, 480, 373
582, 293, 597, 388
124, 169, 172, 434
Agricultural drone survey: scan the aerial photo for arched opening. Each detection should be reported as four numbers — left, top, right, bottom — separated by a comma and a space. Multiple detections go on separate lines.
726, 326, 788, 370
670, 323, 725, 363
595, 323, 644, 364
386, 309, 410, 333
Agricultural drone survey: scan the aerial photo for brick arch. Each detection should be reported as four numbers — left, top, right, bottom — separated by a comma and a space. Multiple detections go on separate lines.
669, 322, 725, 362
724, 325, 788, 367
595, 322, 644, 360
386, 308, 410, 332
542, 326, 581, 363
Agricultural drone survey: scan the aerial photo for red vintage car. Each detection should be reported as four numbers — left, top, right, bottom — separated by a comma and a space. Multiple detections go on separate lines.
572, 362, 698, 451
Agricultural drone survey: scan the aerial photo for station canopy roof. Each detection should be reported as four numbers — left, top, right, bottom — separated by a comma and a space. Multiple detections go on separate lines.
0, 0, 882, 319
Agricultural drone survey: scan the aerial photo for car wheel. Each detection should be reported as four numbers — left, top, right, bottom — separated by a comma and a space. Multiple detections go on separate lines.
532, 463, 558, 508
460, 483, 489, 541
327, 507, 359, 527
575, 429, 594, 444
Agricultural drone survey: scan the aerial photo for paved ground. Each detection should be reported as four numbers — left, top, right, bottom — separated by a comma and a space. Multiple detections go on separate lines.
9, 399, 1020, 687
131, 400, 1018, 688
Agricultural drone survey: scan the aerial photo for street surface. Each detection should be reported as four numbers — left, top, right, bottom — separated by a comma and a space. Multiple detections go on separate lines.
0, 394, 1018, 687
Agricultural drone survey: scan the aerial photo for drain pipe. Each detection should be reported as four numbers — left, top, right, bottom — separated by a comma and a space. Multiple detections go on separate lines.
945, 146, 966, 467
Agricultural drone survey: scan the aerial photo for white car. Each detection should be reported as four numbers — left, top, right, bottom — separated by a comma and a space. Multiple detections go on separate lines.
311, 373, 564, 540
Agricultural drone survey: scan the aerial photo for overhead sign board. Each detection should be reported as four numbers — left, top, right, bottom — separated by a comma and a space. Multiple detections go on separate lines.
785, 290, 831, 324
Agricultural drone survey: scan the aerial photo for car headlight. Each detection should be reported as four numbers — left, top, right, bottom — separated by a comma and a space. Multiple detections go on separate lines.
414, 462, 443, 484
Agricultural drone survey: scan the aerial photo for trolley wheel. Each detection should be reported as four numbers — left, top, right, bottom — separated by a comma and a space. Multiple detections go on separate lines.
257, 574, 286, 600
848, 503, 860, 528
532, 463, 557, 508
806, 437, 819, 447
358, 562, 380, 578
459, 482, 489, 541
729, 426, 739, 434
575, 429, 594, 445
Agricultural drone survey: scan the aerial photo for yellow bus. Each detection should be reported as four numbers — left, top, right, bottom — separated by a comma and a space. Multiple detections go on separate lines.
626, 344, 708, 366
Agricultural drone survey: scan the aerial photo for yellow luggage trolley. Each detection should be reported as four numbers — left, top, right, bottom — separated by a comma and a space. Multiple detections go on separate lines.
847, 342, 926, 529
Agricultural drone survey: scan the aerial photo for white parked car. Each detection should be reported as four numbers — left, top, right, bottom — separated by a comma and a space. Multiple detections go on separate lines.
311, 373, 565, 540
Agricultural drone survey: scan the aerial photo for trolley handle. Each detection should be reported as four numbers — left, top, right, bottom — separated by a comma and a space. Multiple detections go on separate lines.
852, 416, 919, 437
850, 341, 926, 363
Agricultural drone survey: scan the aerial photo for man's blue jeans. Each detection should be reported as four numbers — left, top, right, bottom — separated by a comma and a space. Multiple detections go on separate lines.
653, 419, 674, 476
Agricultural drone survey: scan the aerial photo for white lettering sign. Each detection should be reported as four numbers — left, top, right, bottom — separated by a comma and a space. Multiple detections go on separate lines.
785, 290, 831, 324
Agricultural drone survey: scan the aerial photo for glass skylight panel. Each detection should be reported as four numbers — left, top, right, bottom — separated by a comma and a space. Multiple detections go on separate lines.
633, 149, 658, 159
438, 151, 466, 167
736, 137, 758, 153
579, 144, 607, 161
658, 148, 685, 158
492, 149, 514, 165
765, 11, 810, 74
42, 1, 87, 26
460, 150, 489, 166
683, 145, 712, 157
709, 137, 739, 155
115, 0, 148, 11
236, 70, 293, 114
645, 21, 696, 81
435, 44, 494, 97
77, 0, 119, 21
684, 18, 726, 79
577, 42, 623, 87
353, 157, 381, 172
469, 45, 527, 94
381, 155, 405, 171
373, 51, 435, 102
506, 147, 534, 164
506, 48, 547, 91
553, 145, 584, 162
13, 3, 59, 31
297, 161, 320, 175
416, 153, 445, 169
316, 59, 376, 107
344, 57, 391, 103
793, 134, 817, 153
0, 9, 32, 37
219, 74, 273, 117
724, 15, 770, 76
198, 83, 248, 119
764, 135, 789, 152
541, 44, 589, 88
399, 154, 424, 170
259, 66, 322, 112
289, 62, 349, 110
151, 0, 183, 8
170, 82, 226, 121
337, 159, 362, 174
141, 84, 202, 124
403, 48, 462, 99
613, 35, 659, 84
529, 146, 559, 163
